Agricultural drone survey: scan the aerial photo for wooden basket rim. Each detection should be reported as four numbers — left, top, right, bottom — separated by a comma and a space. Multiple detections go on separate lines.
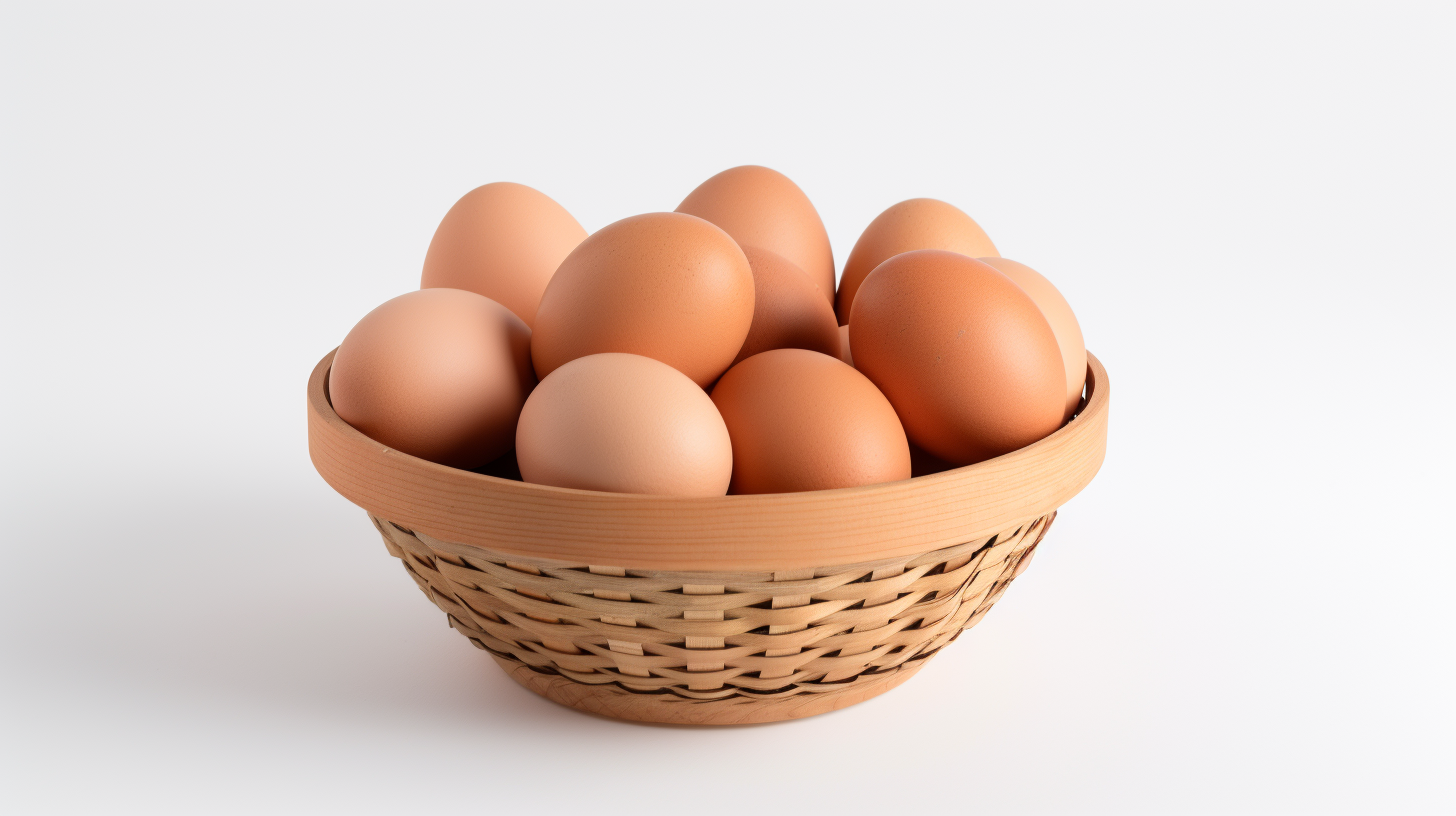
308, 349, 1108, 571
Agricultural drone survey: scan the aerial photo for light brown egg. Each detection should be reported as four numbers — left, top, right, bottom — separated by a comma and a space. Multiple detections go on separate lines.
978, 257, 1086, 420
711, 348, 910, 494
676, 166, 836, 301
531, 212, 755, 388
849, 250, 1064, 465
836, 198, 998, 324
516, 353, 732, 496
838, 324, 853, 367
330, 288, 534, 470
732, 246, 841, 366
421, 182, 587, 327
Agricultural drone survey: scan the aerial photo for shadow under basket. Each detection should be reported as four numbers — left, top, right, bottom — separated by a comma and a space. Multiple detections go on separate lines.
308, 351, 1109, 725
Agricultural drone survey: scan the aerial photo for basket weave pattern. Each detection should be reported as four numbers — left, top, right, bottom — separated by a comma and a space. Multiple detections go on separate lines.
373, 511, 1053, 710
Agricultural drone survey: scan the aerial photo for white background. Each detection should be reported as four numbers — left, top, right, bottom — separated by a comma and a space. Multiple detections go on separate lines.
3, 3, 1453, 814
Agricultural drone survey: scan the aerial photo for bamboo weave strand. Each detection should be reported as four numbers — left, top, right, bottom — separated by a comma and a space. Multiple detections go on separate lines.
372, 512, 1052, 715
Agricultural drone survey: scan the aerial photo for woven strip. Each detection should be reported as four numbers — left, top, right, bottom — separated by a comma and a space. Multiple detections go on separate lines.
372, 512, 1053, 703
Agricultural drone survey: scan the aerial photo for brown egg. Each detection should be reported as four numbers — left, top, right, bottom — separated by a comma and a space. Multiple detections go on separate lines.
330, 289, 534, 469
516, 353, 732, 496
732, 246, 841, 366
676, 166, 836, 301
531, 212, 755, 388
421, 182, 587, 327
836, 198, 999, 323
978, 257, 1086, 420
849, 250, 1064, 465
838, 324, 853, 367
711, 348, 910, 494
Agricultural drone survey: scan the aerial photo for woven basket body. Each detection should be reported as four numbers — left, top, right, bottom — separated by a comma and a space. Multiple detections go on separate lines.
309, 351, 1108, 725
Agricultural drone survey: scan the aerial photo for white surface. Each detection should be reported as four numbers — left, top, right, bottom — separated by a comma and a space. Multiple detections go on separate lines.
3, 3, 1453, 814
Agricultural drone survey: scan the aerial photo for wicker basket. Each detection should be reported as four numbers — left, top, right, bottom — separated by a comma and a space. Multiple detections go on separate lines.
308, 350, 1109, 724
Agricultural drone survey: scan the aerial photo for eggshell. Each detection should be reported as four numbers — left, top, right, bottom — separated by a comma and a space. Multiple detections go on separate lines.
978, 257, 1086, 420
531, 212, 755, 388
837, 324, 853, 367
849, 250, 1064, 465
836, 198, 998, 324
732, 246, 841, 366
330, 288, 534, 470
676, 166, 836, 301
710, 348, 910, 494
516, 353, 732, 496
421, 182, 587, 327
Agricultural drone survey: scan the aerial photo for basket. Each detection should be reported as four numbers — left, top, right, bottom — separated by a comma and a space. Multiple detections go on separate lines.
307, 350, 1109, 724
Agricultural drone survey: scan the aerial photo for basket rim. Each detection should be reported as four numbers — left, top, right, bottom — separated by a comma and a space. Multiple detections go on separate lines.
308, 349, 1108, 571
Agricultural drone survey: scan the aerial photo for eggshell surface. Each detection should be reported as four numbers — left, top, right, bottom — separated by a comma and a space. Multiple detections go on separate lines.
836, 198, 998, 323
979, 257, 1086, 420
711, 348, 910, 494
531, 212, 755, 388
837, 324, 853, 367
676, 166, 836, 301
421, 182, 587, 328
330, 288, 535, 470
516, 353, 732, 496
732, 246, 841, 365
850, 250, 1065, 465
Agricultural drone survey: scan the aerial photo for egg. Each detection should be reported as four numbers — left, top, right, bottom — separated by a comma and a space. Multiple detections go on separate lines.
978, 257, 1086, 420
330, 288, 535, 469
421, 182, 587, 327
837, 324, 853, 367
836, 198, 999, 324
531, 212, 755, 388
676, 166, 836, 301
732, 246, 841, 366
849, 250, 1065, 465
711, 348, 910, 494
516, 353, 732, 496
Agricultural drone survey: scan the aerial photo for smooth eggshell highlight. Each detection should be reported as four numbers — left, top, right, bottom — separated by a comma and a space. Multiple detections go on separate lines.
531, 212, 755, 388
421, 182, 587, 328
711, 348, 911, 494
849, 250, 1065, 465
836, 198, 998, 324
330, 288, 535, 470
516, 353, 732, 496
978, 257, 1086, 420
676, 166, 836, 301
733, 246, 842, 366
